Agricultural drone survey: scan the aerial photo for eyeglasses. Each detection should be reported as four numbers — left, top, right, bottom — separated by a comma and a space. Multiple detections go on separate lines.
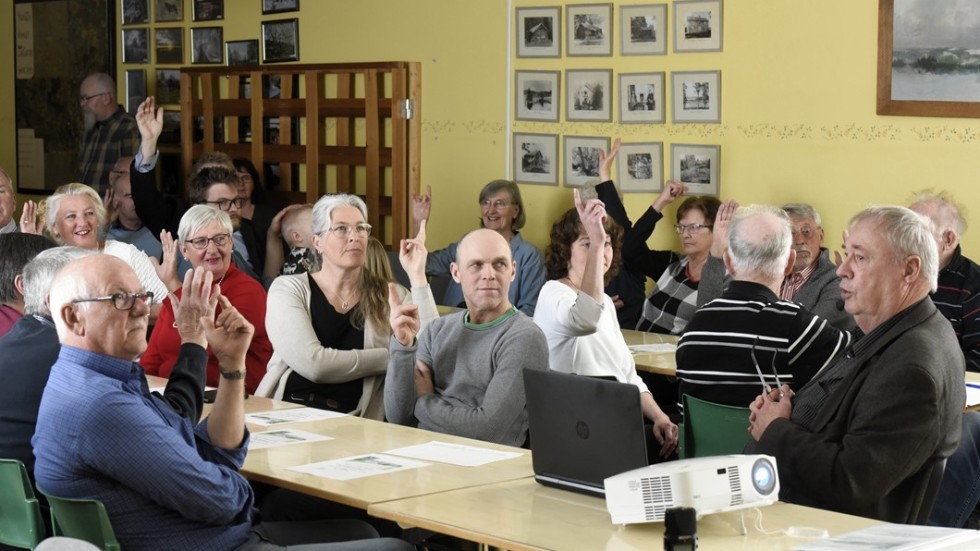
185, 234, 231, 250
79, 91, 109, 103
326, 224, 372, 237
481, 199, 513, 210
674, 223, 712, 235
791, 227, 817, 239
72, 291, 154, 311
203, 197, 246, 211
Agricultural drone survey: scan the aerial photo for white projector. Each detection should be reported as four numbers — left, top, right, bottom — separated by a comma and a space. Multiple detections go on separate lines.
604, 454, 780, 524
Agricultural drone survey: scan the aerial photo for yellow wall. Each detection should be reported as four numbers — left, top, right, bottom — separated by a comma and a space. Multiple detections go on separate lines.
2, 1, 980, 256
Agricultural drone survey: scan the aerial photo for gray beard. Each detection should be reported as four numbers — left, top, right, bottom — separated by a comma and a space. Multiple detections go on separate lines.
83, 111, 97, 131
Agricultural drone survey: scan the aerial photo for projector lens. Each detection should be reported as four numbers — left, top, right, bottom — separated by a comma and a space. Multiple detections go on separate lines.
752, 458, 777, 495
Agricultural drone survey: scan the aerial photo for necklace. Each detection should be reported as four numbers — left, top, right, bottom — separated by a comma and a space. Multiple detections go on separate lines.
326, 287, 359, 312
215, 272, 226, 286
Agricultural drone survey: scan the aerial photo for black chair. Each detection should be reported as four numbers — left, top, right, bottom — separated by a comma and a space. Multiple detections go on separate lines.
888, 457, 947, 525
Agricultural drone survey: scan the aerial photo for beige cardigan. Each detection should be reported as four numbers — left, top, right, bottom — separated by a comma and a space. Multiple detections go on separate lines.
256, 273, 438, 420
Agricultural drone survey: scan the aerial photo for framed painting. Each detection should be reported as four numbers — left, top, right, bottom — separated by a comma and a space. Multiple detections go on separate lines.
563, 135, 609, 187
567, 3, 612, 56
513, 132, 559, 186
616, 142, 663, 193
156, 69, 181, 105
122, 28, 149, 63
671, 143, 720, 196
516, 6, 561, 58
263, 0, 299, 14
515, 70, 560, 122
620, 3, 667, 56
121, 0, 149, 25
673, 0, 723, 53
154, 28, 183, 64
227, 39, 260, 66
671, 70, 721, 123
125, 69, 146, 115
193, 0, 223, 21
155, 0, 182, 22
566, 69, 612, 122
191, 26, 223, 64
263, 19, 300, 63
619, 72, 665, 124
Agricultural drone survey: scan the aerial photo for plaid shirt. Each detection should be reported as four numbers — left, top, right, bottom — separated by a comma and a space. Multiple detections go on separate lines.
637, 257, 700, 335
779, 257, 820, 301
77, 106, 140, 193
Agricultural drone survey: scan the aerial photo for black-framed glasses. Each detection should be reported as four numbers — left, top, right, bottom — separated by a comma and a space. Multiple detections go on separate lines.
186, 234, 232, 250
203, 197, 246, 211
674, 223, 712, 235
72, 291, 154, 311
79, 91, 109, 103
326, 224, 372, 237
480, 199, 512, 209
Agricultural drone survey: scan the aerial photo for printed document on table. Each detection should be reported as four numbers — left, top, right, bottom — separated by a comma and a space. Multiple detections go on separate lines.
795, 524, 980, 550
288, 454, 428, 480
385, 441, 523, 467
966, 382, 980, 408
629, 343, 677, 354
249, 429, 334, 450
246, 408, 347, 426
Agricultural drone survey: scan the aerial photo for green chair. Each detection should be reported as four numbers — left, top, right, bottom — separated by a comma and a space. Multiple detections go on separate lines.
39, 492, 120, 551
0, 458, 45, 549
682, 394, 752, 459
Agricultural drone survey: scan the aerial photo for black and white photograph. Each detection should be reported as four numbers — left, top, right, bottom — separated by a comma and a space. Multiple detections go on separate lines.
122, 0, 149, 25
122, 28, 149, 64
125, 69, 146, 116
515, 70, 560, 122
567, 3, 612, 56
671, 143, 720, 195
155, 0, 182, 22
159, 111, 182, 145
566, 69, 612, 122
262, 19, 300, 63
620, 4, 667, 55
226, 39, 259, 66
155, 28, 183, 64
515, 6, 561, 58
671, 70, 721, 123
193, 0, 223, 21
616, 142, 663, 193
674, 0, 723, 52
619, 72, 665, 124
513, 132, 558, 186
191, 26, 223, 64
156, 69, 181, 104
563, 135, 609, 188
263, 0, 299, 15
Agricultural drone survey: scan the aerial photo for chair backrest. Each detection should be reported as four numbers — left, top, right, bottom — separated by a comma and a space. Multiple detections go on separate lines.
904, 457, 947, 525
39, 492, 120, 551
0, 458, 45, 549
682, 394, 752, 459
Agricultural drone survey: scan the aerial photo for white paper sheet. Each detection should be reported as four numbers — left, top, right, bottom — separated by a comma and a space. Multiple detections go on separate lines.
794, 524, 980, 551
245, 408, 347, 426
288, 454, 428, 480
966, 382, 980, 408
248, 429, 334, 450
628, 343, 677, 354
384, 441, 524, 467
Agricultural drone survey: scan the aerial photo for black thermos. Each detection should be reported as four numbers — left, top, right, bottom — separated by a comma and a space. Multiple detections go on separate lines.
664, 507, 697, 551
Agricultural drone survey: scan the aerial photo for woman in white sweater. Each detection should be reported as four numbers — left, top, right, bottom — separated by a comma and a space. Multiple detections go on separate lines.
533, 191, 678, 458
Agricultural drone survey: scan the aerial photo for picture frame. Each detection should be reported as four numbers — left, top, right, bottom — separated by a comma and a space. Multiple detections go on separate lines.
263, 0, 299, 15
566, 3, 612, 56
515, 70, 560, 122
191, 27, 224, 64
513, 132, 559, 186
193, 0, 223, 21
619, 72, 665, 124
154, 28, 184, 64
671, 70, 721, 123
516, 6, 561, 58
671, 143, 720, 196
122, 28, 149, 64
156, 69, 181, 105
673, 0, 723, 53
877, 0, 980, 118
262, 19, 300, 63
563, 135, 609, 188
226, 39, 260, 66
566, 69, 612, 122
121, 0, 149, 25
616, 142, 664, 193
620, 4, 667, 56
155, 0, 182, 22
125, 69, 146, 116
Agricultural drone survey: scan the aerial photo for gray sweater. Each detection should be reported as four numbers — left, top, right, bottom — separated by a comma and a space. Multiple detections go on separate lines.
386, 310, 548, 447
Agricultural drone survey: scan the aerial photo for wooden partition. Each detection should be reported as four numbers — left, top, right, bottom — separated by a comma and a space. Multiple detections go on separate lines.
178, 62, 421, 248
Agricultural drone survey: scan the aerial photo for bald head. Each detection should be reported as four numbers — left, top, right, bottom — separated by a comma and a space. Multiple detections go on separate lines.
79, 73, 117, 121
451, 229, 516, 323
726, 205, 795, 286
909, 191, 966, 269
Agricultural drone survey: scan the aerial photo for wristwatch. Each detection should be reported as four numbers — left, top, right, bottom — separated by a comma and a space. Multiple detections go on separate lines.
219, 369, 246, 380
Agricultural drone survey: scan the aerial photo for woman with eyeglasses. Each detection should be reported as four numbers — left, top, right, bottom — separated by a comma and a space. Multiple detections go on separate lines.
141, 205, 273, 394
256, 194, 438, 419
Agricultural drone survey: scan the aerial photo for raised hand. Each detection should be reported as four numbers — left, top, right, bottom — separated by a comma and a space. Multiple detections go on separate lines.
19, 200, 41, 235
573, 188, 607, 241
399, 219, 428, 287
135, 96, 164, 158
652, 180, 686, 212
388, 283, 421, 347
411, 185, 432, 234
710, 199, 739, 258
204, 294, 255, 372
151, 230, 181, 292
598, 138, 621, 182
169, 266, 217, 348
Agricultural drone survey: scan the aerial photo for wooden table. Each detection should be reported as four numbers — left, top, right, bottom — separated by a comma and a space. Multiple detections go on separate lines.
622, 329, 678, 376
369, 477, 881, 551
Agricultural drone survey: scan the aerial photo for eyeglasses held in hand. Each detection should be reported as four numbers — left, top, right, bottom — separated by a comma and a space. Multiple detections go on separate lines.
674, 223, 712, 235
327, 224, 372, 237
750, 336, 783, 397
186, 234, 232, 250
204, 197, 246, 211
72, 291, 155, 311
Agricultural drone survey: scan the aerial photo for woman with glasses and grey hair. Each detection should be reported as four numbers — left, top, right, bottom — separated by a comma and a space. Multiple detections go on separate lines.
257, 193, 438, 419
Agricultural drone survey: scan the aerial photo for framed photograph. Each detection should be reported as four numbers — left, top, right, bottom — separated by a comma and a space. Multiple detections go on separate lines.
156, 69, 181, 105
125, 69, 146, 116
263, 0, 299, 15
227, 39, 259, 66
193, 0, 223, 21
567, 3, 612, 56
515, 70, 560, 122
513, 132, 559, 186
122, 28, 149, 64
619, 72, 665, 124
121, 0, 149, 25
155, 28, 183, 64
563, 136, 609, 188
262, 19, 300, 63
155, 0, 182, 22
878, 0, 980, 118
191, 27, 223, 64
671, 70, 721, 123
516, 6, 561, 58
673, 0, 723, 53
671, 144, 720, 196
616, 142, 663, 193
566, 69, 612, 122
620, 4, 667, 55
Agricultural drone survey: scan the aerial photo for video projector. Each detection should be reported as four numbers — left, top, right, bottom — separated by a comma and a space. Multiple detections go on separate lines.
604, 455, 780, 525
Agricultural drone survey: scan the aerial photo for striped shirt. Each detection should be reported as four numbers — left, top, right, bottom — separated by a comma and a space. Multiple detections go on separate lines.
779, 257, 820, 300
931, 246, 980, 372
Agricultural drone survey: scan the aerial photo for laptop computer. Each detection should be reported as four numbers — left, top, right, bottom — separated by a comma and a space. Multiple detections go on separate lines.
523, 369, 649, 497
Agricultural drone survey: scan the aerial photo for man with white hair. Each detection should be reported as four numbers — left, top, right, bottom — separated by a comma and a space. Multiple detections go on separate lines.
676, 204, 851, 413
77, 73, 140, 192
0, 167, 17, 234
749, 206, 964, 523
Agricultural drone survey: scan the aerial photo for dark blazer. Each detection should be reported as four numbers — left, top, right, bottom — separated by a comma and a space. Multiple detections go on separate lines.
794, 249, 855, 331
753, 298, 964, 522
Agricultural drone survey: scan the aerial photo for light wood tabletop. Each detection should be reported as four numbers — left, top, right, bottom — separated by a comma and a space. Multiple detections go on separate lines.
622, 329, 678, 376
368, 477, 881, 551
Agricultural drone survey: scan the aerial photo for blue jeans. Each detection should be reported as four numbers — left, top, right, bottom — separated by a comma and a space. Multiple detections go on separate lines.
929, 411, 980, 527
